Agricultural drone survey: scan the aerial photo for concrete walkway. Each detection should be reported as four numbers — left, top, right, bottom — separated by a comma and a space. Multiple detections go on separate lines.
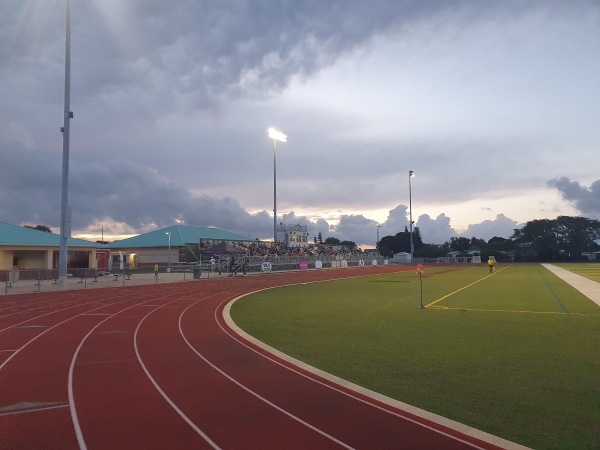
542, 263, 600, 307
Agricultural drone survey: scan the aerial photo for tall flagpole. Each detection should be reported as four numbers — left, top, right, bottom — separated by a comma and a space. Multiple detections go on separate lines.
58, 0, 72, 288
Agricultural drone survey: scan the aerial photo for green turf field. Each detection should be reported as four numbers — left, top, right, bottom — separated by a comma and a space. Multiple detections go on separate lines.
231, 264, 600, 449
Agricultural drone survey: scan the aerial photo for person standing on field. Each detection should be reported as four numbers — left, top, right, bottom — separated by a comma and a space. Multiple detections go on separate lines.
154, 263, 159, 281
487, 258, 494, 273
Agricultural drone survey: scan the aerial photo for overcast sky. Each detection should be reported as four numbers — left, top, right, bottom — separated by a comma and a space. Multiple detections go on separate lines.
1, 0, 599, 247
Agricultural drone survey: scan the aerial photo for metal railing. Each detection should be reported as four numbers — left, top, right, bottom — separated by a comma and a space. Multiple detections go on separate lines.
1, 255, 401, 294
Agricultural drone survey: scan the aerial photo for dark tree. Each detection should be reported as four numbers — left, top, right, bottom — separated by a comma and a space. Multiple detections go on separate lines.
555, 216, 600, 257
378, 235, 398, 257
417, 243, 450, 258
339, 240, 357, 250
24, 224, 52, 233
487, 236, 513, 252
378, 227, 424, 257
448, 237, 471, 252
511, 216, 600, 261
512, 219, 560, 260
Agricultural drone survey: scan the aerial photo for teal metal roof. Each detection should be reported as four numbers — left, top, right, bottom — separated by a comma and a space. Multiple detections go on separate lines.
106, 225, 256, 249
0, 222, 98, 247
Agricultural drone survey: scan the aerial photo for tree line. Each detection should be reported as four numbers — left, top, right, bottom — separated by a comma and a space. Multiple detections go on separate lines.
377, 216, 600, 262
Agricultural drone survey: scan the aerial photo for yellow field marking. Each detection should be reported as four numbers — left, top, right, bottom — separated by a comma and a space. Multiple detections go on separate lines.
428, 305, 599, 316
424, 265, 512, 308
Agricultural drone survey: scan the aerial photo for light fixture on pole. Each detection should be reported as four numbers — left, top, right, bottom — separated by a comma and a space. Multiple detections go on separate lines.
268, 127, 287, 244
165, 232, 172, 272
409, 170, 415, 261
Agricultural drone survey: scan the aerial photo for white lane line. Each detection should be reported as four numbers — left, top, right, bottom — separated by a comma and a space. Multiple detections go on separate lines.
0, 403, 70, 417
0, 298, 82, 320
178, 300, 355, 450
75, 358, 136, 366
133, 297, 222, 450
68, 296, 174, 450
0, 300, 126, 373
0, 302, 98, 333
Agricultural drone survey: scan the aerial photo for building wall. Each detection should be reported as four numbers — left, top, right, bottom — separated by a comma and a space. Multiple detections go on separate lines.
277, 224, 309, 248
0, 247, 96, 270
0, 250, 14, 270
14, 250, 47, 269
109, 248, 179, 268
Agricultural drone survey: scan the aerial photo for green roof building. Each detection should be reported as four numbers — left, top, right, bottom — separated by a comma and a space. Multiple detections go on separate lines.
105, 225, 256, 268
0, 222, 98, 271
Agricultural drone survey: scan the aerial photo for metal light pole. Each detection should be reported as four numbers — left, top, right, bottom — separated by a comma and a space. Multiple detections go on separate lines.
409, 170, 415, 261
268, 128, 287, 243
376, 225, 381, 253
58, 0, 73, 288
165, 232, 172, 272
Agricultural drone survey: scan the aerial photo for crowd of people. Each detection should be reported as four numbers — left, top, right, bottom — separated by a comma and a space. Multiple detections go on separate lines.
199, 240, 363, 259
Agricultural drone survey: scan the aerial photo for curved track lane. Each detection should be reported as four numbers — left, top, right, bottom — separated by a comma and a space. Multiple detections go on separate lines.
0, 267, 517, 449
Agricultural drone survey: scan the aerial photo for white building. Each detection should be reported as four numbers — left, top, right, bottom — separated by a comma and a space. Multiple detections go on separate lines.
393, 252, 412, 263
277, 223, 309, 247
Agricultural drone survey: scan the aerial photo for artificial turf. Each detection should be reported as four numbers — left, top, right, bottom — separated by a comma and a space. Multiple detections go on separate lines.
231, 264, 600, 449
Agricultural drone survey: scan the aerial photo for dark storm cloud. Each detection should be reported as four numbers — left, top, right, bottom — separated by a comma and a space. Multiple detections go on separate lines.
2, 0, 467, 112
76, 0, 448, 104
0, 142, 346, 240
2, 0, 598, 246
0, 142, 270, 236
548, 177, 600, 219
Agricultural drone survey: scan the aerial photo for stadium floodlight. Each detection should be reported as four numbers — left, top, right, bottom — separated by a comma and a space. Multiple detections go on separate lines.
268, 127, 287, 143
409, 171, 415, 261
268, 128, 287, 243
165, 232, 172, 272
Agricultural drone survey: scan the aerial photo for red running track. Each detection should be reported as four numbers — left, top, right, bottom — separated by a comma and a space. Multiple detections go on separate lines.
0, 267, 517, 449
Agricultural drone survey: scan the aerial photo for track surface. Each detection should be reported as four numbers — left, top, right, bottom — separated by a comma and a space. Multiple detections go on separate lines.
1, 267, 509, 449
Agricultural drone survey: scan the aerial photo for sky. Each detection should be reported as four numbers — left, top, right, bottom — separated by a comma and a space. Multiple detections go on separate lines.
1, 0, 599, 248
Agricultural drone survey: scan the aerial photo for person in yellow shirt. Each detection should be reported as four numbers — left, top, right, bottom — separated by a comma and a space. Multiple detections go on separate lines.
154, 263, 159, 281
487, 258, 494, 273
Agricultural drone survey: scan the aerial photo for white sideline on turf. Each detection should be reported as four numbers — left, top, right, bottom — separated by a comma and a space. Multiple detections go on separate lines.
542, 264, 600, 307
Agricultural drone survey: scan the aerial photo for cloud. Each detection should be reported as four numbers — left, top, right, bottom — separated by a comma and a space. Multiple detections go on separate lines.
0, 140, 582, 247
460, 214, 521, 242
2, 0, 458, 115
0, 142, 270, 237
332, 214, 380, 246
415, 213, 457, 245
2, 1, 598, 248
547, 177, 600, 219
